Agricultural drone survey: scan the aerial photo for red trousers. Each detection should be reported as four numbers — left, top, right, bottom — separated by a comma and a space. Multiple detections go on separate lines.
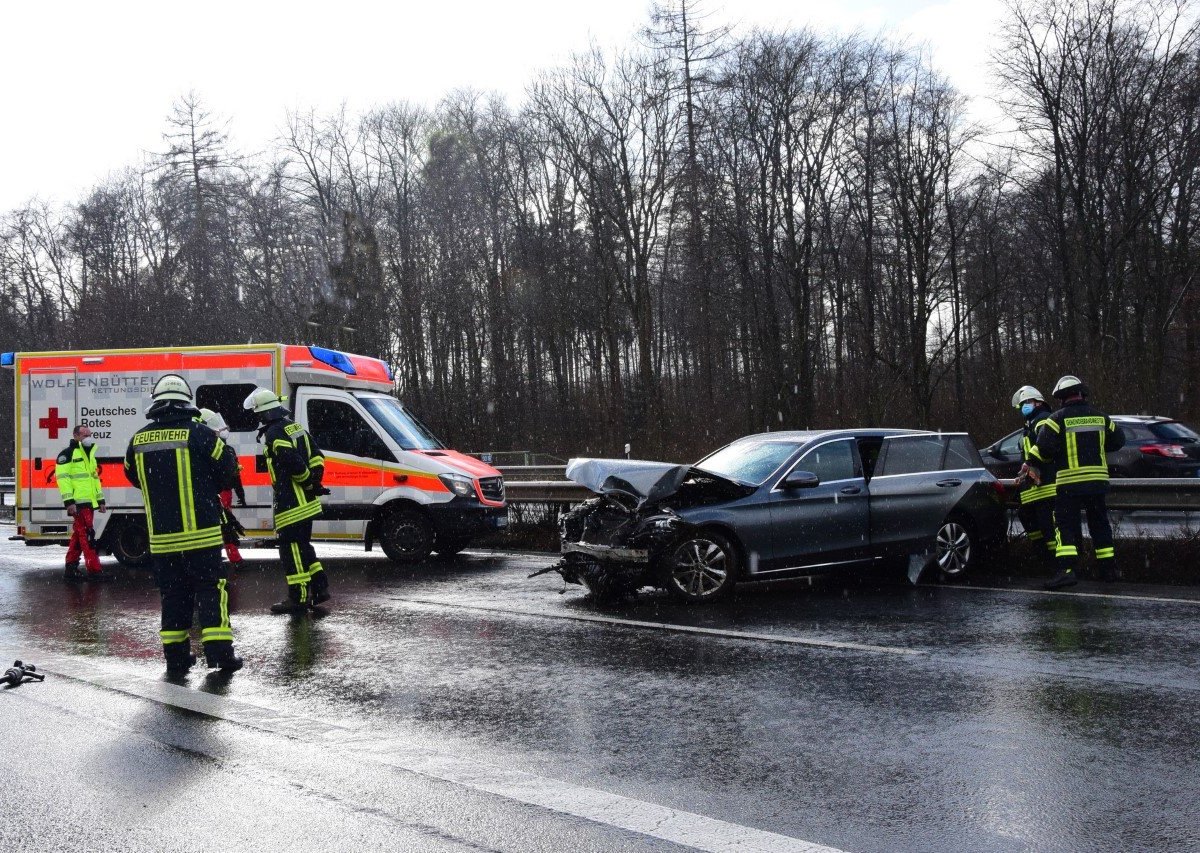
66, 505, 102, 572
220, 490, 243, 564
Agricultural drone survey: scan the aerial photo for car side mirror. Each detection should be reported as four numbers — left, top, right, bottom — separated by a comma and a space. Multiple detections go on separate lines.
781, 470, 820, 490
987, 446, 1003, 458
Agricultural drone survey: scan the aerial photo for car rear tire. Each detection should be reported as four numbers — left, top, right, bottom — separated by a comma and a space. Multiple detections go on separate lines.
108, 516, 151, 568
664, 531, 739, 603
378, 506, 434, 564
932, 516, 974, 581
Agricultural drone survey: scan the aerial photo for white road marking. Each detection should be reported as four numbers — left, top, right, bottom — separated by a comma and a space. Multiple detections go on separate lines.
926, 583, 1200, 606
32, 653, 850, 853
391, 597, 923, 656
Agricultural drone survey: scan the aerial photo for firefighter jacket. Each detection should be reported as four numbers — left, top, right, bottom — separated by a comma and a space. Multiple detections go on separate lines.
56, 440, 105, 508
1019, 408, 1057, 504
123, 408, 238, 554
262, 416, 325, 530
1030, 401, 1126, 494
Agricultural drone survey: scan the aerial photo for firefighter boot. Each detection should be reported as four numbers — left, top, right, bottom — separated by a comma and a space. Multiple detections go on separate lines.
164, 644, 198, 676
1044, 567, 1078, 590
203, 640, 243, 673
309, 567, 331, 607
270, 585, 308, 614
62, 562, 86, 582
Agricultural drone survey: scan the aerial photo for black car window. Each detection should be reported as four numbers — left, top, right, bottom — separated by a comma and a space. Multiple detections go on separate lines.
306, 398, 393, 461
997, 431, 1022, 455
196, 383, 259, 432
1120, 424, 1155, 442
795, 440, 859, 483
880, 436, 944, 476
1149, 422, 1200, 443
944, 436, 982, 470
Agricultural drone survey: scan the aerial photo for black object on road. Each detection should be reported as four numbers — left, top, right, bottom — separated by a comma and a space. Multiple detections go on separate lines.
2, 660, 45, 687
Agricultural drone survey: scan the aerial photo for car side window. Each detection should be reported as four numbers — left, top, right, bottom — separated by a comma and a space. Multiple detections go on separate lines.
794, 440, 859, 483
944, 436, 982, 470
997, 432, 1022, 455
306, 398, 393, 461
196, 383, 259, 432
880, 436, 945, 476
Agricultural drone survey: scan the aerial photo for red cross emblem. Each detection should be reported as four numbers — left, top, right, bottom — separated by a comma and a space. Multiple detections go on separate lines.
39, 407, 69, 440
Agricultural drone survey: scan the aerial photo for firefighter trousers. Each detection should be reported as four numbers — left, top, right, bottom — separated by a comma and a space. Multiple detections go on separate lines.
1017, 498, 1057, 566
66, 505, 102, 573
1054, 490, 1115, 576
278, 520, 328, 605
157, 547, 236, 667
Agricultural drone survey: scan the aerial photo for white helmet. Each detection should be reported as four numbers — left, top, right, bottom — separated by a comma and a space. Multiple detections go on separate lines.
1052, 375, 1085, 399
243, 387, 283, 414
198, 407, 228, 433
1011, 385, 1044, 409
152, 374, 193, 403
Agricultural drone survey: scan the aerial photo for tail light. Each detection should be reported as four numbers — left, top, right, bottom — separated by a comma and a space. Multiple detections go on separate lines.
1140, 444, 1188, 459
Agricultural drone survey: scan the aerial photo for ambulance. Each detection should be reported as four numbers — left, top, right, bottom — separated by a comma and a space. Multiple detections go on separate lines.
4, 344, 508, 567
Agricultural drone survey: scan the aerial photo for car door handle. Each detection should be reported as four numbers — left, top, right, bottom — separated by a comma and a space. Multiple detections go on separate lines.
839, 486, 862, 495
936, 479, 962, 488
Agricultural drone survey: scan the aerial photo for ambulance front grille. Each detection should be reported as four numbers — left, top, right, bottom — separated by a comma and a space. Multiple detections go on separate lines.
479, 477, 505, 502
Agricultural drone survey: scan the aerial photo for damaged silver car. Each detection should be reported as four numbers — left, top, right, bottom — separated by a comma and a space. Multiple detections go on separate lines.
542, 430, 1007, 603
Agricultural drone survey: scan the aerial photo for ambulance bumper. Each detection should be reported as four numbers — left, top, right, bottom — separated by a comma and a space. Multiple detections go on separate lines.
428, 498, 509, 537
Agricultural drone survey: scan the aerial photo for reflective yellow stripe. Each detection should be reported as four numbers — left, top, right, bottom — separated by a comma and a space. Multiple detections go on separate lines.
201, 628, 234, 642
1095, 546, 1115, 559
1044, 419, 1061, 433
1056, 545, 1079, 557
217, 577, 229, 629
1028, 445, 1046, 461
1066, 432, 1079, 471
159, 629, 190, 644
148, 527, 223, 554
1020, 484, 1057, 503
1028, 531, 1044, 541
212, 437, 226, 461
1057, 466, 1109, 484
136, 453, 155, 536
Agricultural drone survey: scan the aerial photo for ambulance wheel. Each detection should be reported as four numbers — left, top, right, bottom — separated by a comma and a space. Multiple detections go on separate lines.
109, 517, 151, 569
378, 506, 434, 564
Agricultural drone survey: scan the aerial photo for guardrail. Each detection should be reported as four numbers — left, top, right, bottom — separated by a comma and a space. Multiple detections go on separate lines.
499, 468, 1200, 511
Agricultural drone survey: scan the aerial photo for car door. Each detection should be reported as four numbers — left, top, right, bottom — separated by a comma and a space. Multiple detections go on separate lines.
869, 434, 972, 556
765, 438, 870, 573
983, 429, 1024, 478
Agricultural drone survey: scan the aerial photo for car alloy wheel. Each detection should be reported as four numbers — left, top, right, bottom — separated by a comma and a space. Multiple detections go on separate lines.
666, 533, 737, 602
935, 519, 972, 578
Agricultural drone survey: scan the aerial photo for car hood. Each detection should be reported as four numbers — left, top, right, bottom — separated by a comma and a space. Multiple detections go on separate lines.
566, 458, 745, 509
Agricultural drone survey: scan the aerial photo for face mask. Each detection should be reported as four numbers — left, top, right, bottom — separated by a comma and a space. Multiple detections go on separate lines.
1020, 402, 1036, 418
81, 437, 96, 447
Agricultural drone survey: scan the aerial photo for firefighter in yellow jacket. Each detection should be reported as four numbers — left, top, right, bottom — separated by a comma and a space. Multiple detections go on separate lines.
124, 375, 242, 674
57, 423, 109, 581
244, 388, 331, 613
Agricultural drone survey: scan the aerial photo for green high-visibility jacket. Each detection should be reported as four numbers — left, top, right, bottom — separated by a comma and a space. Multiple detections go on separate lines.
56, 441, 105, 508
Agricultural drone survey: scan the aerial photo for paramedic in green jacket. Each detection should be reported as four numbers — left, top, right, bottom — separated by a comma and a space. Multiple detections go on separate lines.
57, 424, 109, 581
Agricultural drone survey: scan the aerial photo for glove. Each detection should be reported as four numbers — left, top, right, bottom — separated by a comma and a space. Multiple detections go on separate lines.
66, 504, 77, 517
97, 501, 107, 514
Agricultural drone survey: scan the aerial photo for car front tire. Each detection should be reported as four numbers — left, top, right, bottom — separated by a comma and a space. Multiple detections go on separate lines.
663, 531, 739, 603
108, 516, 151, 568
378, 506, 434, 564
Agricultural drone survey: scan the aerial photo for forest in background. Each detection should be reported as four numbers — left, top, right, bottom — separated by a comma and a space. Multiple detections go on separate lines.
2, 0, 1198, 466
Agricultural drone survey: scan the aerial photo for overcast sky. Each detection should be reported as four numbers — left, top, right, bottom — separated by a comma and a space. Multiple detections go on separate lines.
0, 0, 1006, 211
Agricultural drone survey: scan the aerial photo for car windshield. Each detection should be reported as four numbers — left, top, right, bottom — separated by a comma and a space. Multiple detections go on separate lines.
357, 394, 445, 451
1149, 422, 1200, 443
696, 440, 802, 485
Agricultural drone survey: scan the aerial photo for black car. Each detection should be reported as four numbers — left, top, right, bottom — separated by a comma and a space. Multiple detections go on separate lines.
982, 415, 1200, 479
546, 429, 1008, 603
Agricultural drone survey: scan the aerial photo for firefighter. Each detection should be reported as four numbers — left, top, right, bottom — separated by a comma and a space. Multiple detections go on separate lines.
198, 408, 247, 569
1011, 385, 1058, 572
124, 375, 242, 674
1029, 375, 1126, 589
57, 423, 110, 581
243, 388, 331, 613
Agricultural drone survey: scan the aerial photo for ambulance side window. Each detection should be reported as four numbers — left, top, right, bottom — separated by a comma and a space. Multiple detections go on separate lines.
196, 384, 259, 432
306, 399, 393, 462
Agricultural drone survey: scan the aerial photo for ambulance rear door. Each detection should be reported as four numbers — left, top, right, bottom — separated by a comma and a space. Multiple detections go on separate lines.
24, 365, 78, 529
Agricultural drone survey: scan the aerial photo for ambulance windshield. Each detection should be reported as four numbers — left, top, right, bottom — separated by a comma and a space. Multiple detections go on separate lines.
357, 395, 445, 451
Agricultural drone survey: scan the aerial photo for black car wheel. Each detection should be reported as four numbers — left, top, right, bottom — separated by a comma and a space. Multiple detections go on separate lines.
108, 516, 150, 568
378, 506, 434, 564
664, 531, 738, 603
932, 517, 974, 580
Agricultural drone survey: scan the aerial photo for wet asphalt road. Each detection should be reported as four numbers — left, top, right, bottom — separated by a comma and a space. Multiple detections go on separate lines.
1, 527, 1198, 852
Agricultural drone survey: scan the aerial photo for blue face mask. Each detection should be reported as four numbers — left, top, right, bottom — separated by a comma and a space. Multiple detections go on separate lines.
1021, 402, 1036, 418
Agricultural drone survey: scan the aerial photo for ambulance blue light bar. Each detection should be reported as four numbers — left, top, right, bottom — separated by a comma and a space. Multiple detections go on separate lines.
0, 352, 14, 368
308, 346, 357, 375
